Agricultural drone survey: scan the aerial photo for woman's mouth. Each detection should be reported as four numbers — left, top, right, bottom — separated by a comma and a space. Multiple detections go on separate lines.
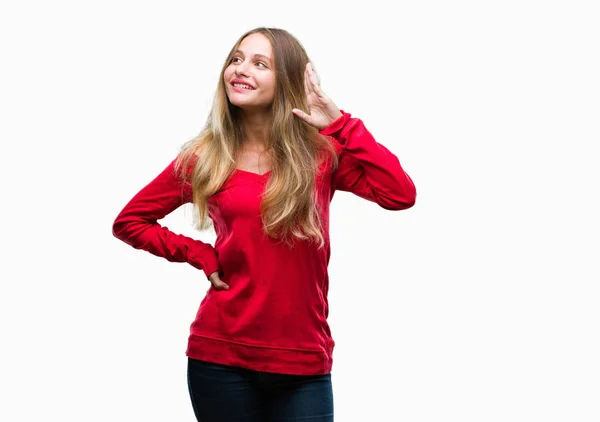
231, 83, 255, 92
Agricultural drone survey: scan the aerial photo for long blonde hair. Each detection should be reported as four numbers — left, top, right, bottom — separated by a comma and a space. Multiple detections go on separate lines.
175, 27, 339, 249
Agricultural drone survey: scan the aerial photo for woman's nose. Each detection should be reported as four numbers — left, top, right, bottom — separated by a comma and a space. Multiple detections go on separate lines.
235, 61, 251, 77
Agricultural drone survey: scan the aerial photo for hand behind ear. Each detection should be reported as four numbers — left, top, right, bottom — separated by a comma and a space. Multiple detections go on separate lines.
292, 62, 342, 130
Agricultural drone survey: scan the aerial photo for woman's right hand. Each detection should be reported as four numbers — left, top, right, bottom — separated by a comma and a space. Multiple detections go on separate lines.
208, 271, 230, 290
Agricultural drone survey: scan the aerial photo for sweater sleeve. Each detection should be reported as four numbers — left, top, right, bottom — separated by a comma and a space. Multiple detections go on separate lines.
319, 110, 417, 210
112, 157, 220, 279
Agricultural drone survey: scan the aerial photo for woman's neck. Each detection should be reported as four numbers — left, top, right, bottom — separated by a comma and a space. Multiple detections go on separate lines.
240, 110, 271, 150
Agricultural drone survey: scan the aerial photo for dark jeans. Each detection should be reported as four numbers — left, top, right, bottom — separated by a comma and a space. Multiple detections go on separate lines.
187, 357, 334, 421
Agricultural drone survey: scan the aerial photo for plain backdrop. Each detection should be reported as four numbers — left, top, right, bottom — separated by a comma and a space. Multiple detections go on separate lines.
1, 0, 599, 421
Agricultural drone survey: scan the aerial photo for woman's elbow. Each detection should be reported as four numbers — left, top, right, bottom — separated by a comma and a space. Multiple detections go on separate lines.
385, 185, 416, 210
112, 219, 127, 241
112, 216, 137, 244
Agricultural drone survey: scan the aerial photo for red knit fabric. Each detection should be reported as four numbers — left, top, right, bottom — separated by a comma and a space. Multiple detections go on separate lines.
112, 110, 416, 375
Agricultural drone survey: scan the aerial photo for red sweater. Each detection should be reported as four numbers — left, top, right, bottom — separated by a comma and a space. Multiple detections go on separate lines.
112, 110, 416, 375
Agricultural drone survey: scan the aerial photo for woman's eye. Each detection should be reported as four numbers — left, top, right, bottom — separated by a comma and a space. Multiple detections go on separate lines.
231, 58, 267, 68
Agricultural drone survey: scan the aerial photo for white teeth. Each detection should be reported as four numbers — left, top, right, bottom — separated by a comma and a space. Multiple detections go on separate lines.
233, 83, 253, 89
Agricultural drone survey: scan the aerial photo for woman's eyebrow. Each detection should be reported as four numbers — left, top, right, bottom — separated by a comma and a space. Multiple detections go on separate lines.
233, 50, 272, 62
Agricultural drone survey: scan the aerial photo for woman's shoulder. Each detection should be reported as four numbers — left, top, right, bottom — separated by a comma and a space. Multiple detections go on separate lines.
172, 148, 203, 182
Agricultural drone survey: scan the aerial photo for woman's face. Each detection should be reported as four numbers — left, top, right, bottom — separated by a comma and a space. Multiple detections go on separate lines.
224, 33, 276, 111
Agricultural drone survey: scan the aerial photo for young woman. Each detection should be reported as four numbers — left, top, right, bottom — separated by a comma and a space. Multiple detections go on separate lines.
112, 26, 416, 422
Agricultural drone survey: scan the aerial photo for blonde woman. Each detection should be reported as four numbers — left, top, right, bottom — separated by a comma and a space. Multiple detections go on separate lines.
112, 26, 416, 422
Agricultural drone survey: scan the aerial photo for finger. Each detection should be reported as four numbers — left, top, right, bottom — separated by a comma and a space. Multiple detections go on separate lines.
305, 63, 315, 95
308, 65, 325, 97
307, 63, 318, 87
292, 108, 311, 124
213, 280, 230, 290
313, 82, 327, 98
309, 62, 320, 86
303, 65, 311, 98
209, 274, 229, 290
310, 78, 327, 99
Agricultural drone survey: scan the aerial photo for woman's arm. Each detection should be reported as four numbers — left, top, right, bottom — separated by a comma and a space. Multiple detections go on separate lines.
290, 64, 415, 209
321, 110, 417, 210
112, 158, 219, 279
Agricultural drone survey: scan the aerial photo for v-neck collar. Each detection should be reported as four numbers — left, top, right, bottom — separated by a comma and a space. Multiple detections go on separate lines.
234, 168, 272, 177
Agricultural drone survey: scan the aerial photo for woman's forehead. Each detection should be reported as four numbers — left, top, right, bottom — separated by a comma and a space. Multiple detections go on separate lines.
237, 33, 273, 57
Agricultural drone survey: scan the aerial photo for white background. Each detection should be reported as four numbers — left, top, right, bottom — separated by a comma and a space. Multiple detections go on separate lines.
1, 0, 599, 421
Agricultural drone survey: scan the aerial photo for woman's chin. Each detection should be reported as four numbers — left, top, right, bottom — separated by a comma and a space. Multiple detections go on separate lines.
229, 100, 271, 112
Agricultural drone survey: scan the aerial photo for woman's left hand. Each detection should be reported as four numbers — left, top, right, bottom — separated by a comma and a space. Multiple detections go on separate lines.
292, 63, 343, 131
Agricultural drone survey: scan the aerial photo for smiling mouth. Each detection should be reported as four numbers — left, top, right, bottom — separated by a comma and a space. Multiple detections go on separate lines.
232, 83, 255, 90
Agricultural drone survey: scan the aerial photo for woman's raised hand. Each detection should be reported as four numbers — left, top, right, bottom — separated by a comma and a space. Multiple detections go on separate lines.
292, 63, 343, 131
